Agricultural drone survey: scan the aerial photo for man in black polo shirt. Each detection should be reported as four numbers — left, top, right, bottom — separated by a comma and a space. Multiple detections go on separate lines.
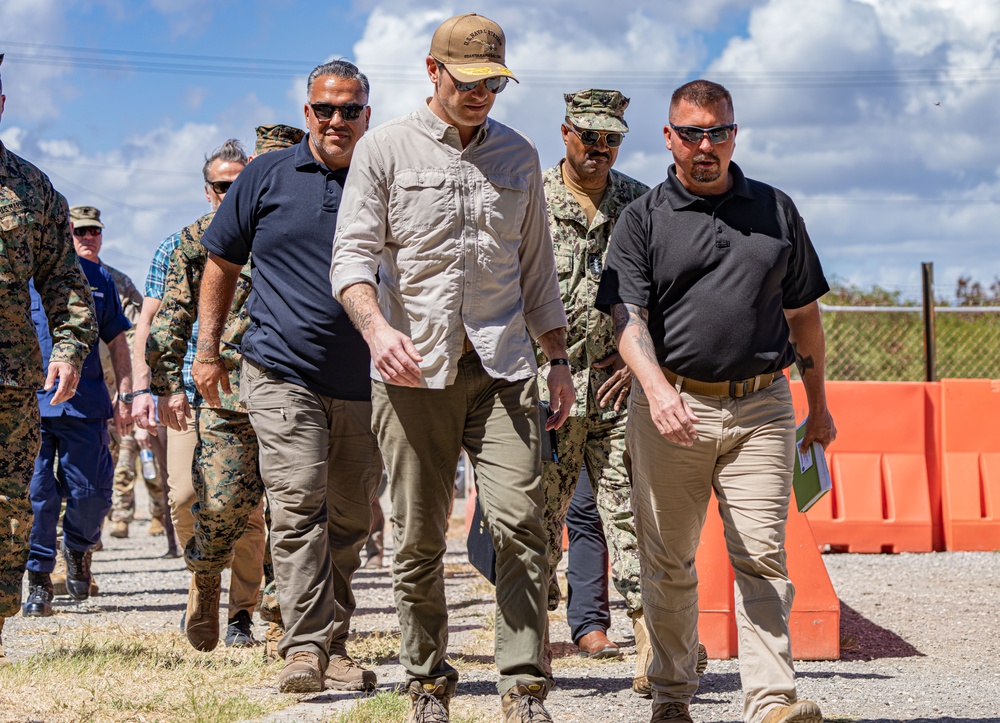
193, 60, 380, 694
596, 80, 836, 723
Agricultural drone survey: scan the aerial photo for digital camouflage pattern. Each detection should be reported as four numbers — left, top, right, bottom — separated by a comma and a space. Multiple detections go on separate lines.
0, 388, 40, 616
563, 89, 630, 133
1, 141, 96, 618
147, 211, 252, 411
254, 124, 304, 156
538, 163, 649, 615
184, 406, 264, 576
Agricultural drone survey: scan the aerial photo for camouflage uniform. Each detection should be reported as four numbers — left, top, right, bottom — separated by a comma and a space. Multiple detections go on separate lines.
146, 213, 265, 592
0, 139, 97, 617
538, 90, 649, 616
102, 263, 166, 524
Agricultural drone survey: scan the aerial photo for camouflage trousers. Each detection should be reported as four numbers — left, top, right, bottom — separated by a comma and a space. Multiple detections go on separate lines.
184, 407, 266, 617
108, 426, 166, 524
0, 387, 41, 617
541, 406, 642, 614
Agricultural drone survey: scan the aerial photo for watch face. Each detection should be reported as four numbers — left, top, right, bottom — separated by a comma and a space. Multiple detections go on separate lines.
120, 393, 134, 404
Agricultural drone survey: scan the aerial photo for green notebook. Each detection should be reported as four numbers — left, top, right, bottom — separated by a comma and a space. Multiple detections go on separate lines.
793, 419, 832, 512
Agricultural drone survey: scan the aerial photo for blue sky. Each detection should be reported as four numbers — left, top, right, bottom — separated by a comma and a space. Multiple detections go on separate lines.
2, 0, 998, 301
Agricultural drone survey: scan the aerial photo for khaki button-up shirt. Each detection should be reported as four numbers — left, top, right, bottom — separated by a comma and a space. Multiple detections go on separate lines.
332, 101, 566, 389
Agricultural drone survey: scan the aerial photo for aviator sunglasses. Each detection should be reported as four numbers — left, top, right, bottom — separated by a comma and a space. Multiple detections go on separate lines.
568, 125, 624, 148
443, 69, 509, 94
309, 102, 368, 122
669, 123, 736, 144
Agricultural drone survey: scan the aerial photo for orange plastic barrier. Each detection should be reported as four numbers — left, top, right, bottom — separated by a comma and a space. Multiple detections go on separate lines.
789, 381, 934, 553
695, 491, 840, 660
940, 379, 1000, 551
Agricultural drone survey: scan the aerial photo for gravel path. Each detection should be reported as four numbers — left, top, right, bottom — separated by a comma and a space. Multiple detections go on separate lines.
7, 486, 1000, 722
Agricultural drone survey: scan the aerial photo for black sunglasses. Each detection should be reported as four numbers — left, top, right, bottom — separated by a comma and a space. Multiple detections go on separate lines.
309, 102, 367, 122
73, 227, 102, 237
568, 125, 624, 148
669, 123, 735, 144
207, 180, 234, 195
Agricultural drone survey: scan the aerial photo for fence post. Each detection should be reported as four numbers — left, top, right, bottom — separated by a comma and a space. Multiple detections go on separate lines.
922, 262, 936, 382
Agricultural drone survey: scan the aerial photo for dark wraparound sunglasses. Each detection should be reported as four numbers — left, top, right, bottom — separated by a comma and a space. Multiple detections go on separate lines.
669, 123, 736, 144
309, 102, 367, 122
207, 180, 234, 195
568, 125, 624, 148
73, 227, 102, 237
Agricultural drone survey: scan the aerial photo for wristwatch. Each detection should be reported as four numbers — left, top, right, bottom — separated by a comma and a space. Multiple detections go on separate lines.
119, 388, 151, 404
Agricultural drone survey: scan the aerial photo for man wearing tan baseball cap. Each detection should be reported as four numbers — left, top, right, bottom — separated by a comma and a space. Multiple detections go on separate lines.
333, 11, 573, 723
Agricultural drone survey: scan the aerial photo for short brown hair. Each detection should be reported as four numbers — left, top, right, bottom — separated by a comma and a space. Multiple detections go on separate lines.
669, 80, 734, 121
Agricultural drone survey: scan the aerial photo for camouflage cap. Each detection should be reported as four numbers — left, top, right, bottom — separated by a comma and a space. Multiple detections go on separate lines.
254, 124, 305, 156
564, 89, 630, 133
69, 205, 104, 229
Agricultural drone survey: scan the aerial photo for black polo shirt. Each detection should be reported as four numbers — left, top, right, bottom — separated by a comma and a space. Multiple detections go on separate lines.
201, 136, 371, 400
595, 162, 829, 382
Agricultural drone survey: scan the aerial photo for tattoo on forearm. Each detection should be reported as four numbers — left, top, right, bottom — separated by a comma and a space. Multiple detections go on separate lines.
612, 303, 658, 367
792, 342, 815, 377
344, 296, 373, 333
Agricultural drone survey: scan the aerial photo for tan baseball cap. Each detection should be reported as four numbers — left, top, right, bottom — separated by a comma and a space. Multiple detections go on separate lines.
69, 205, 104, 229
430, 13, 518, 83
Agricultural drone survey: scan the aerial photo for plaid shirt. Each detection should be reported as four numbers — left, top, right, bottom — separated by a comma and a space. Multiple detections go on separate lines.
146, 231, 198, 402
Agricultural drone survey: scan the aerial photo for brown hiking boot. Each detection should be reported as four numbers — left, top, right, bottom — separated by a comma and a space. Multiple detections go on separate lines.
277, 651, 323, 693
324, 654, 377, 691
264, 622, 284, 661
631, 609, 653, 696
406, 676, 452, 722
501, 681, 552, 722
147, 518, 165, 536
185, 572, 221, 652
761, 700, 824, 723
109, 520, 129, 538
650, 700, 693, 722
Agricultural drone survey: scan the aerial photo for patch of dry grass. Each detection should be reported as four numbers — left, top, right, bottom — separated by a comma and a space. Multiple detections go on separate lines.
332, 689, 494, 723
349, 629, 400, 666
0, 625, 294, 722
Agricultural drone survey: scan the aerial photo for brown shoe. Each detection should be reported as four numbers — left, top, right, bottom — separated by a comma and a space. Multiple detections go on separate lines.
500, 681, 552, 722
406, 675, 452, 722
185, 572, 221, 652
277, 651, 323, 694
577, 630, 621, 659
650, 700, 693, 722
147, 518, 165, 536
109, 520, 129, 539
631, 609, 653, 696
264, 622, 284, 662
761, 700, 824, 723
324, 653, 377, 691
696, 642, 708, 676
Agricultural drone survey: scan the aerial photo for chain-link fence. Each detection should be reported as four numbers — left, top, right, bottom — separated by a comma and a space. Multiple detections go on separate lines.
820, 305, 1000, 381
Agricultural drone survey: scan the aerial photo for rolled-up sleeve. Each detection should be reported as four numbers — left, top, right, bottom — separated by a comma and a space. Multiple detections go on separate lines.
331, 135, 389, 302
517, 152, 566, 340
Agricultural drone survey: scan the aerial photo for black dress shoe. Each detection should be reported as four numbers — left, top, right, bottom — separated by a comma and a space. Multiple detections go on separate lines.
63, 546, 92, 601
23, 571, 54, 617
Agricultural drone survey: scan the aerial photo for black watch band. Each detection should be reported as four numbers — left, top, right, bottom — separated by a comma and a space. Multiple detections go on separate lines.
549, 358, 570, 367
121, 388, 152, 404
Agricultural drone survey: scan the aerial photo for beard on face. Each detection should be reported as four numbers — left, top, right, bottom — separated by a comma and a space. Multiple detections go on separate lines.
691, 152, 721, 183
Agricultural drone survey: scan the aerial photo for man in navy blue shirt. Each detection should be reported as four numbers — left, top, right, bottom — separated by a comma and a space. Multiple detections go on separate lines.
194, 60, 380, 694
23, 252, 132, 618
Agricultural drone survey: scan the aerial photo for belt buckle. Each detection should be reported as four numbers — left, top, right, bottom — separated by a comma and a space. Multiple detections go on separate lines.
729, 379, 751, 398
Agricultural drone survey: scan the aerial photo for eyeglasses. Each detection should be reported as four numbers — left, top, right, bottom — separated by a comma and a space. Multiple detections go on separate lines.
309, 102, 367, 122
207, 180, 234, 195
73, 227, 102, 237
568, 125, 624, 148
447, 72, 509, 94
669, 123, 736, 144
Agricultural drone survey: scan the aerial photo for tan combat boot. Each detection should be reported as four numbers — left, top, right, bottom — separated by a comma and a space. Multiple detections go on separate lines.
325, 653, 377, 691
264, 622, 284, 662
185, 572, 221, 651
631, 609, 653, 696
406, 676, 453, 722
761, 700, 824, 723
500, 681, 552, 722
277, 651, 323, 693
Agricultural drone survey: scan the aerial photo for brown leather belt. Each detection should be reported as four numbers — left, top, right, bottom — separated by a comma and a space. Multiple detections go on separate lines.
662, 367, 779, 399
462, 335, 474, 354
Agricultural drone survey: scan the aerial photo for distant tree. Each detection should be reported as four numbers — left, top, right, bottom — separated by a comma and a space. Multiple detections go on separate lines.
954, 275, 1000, 306
822, 278, 915, 306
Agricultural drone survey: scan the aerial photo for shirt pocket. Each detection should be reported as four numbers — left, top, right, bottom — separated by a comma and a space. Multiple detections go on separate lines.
389, 169, 454, 235
484, 172, 527, 240
0, 212, 37, 284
